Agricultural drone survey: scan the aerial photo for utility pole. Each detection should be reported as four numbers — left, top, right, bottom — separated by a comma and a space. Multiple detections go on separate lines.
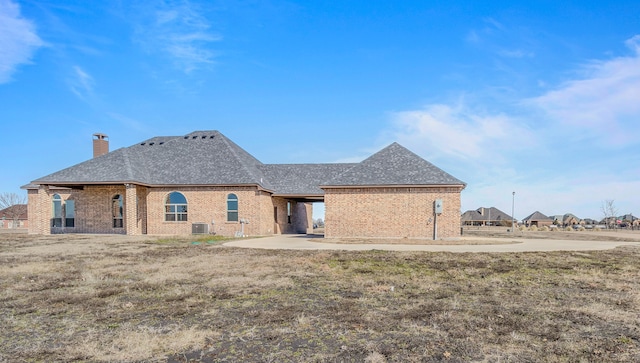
512, 191, 516, 233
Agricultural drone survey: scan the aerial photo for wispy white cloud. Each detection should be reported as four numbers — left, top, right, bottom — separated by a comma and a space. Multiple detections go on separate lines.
389, 103, 536, 162
107, 112, 147, 132
465, 17, 536, 60
386, 35, 640, 219
134, 0, 221, 73
531, 35, 640, 146
497, 49, 534, 58
0, 0, 44, 83
68, 65, 94, 99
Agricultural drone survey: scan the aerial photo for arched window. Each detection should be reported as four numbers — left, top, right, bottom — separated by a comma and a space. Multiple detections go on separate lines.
52, 194, 62, 227
165, 192, 187, 221
227, 193, 238, 222
112, 195, 124, 228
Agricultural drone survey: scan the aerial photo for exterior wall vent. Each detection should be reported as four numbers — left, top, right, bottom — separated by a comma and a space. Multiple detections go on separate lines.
192, 223, 209, 234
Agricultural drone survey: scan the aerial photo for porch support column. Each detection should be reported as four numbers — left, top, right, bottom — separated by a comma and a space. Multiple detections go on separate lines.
125, 184, 140, 235
35, 185, 51, 235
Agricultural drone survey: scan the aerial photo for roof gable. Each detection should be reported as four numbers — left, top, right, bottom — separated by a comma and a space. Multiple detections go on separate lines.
523, 211, 552, 221
323, 142, 465, 187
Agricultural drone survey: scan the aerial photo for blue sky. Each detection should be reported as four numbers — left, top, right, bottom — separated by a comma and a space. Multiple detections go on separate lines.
1, 0, 639, 221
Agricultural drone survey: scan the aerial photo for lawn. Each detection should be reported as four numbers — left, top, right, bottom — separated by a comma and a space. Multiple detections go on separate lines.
1, 233, 638, 362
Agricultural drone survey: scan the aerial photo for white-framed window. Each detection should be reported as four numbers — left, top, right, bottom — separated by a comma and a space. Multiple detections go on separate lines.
165, 192, 188, 222
227, 194, 238, 222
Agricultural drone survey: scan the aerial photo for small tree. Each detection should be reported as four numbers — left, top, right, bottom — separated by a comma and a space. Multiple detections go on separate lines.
601, 199, 618, 229
0, 192, 28, 228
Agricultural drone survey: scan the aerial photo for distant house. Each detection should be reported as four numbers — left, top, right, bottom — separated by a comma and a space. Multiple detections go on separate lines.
461, 207, 514, 226
582, 218, 598, 226
23, 131, 466, 239
0, 204, 28, 229
522, 211, 553, 227
563, 213, 581, 226
618, 214, 638, 228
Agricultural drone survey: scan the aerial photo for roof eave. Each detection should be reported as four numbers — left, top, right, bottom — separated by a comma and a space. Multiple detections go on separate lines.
27, 181, 275, 193
320, 183, 466, 189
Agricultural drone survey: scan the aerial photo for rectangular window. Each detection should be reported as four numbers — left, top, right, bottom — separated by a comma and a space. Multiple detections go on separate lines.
176, 205, 188, 221
287, 201, 291, 224
227, 211, 238, 222
165, 204, 188, 222
65, 200, 75, 228
52, 196, 63, 228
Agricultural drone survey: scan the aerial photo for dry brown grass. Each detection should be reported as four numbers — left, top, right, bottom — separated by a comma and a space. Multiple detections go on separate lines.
1, 232, 639, 362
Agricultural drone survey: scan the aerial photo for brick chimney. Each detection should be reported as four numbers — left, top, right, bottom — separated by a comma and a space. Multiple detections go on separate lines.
93, 133, 109, 158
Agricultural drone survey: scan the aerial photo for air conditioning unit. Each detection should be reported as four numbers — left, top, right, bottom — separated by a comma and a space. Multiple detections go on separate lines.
192, 223, 209, 234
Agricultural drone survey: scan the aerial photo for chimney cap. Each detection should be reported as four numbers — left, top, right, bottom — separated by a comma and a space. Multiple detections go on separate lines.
93, 133, 108, 140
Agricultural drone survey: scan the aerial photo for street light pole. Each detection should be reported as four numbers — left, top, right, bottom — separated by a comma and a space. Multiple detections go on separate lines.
512, 191, 515, 233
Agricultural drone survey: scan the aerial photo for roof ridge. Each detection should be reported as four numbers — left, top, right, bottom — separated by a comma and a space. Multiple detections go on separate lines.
217, 133, 270, 188
121, 147, 136, 181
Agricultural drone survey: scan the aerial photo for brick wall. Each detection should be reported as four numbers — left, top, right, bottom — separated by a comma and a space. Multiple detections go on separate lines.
29, 183, 461, 238
272, 198, 311, 234
145, 186, 263, 236
28, 184, 317, 237
324, 186, 463, 239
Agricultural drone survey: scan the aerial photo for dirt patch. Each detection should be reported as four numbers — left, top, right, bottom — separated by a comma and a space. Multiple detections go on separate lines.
1, 233, 639, 362
464, 228, 640, 242
321, 237, 520, 245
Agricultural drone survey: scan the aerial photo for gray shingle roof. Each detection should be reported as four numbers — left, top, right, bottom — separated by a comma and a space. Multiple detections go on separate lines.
461, 207, 513, 222
30, 131, 465, 194
322, 142, 465, 187
32, 131, 274, 189
522, 211, 552, 222
259, 164, 357, 195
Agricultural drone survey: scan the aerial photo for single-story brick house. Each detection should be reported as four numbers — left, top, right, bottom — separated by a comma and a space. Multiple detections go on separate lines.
0, 204, 28, 229
24, 131, 466, 239
461, 207, 514, 226
522, 211, 553, 227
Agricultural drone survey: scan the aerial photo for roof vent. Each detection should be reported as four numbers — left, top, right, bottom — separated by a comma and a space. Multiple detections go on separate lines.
209, 135, 214, 139
184, 136, 189, 139
149, 142, 155, 145
140, 143, 146, 146
192, 136, 197, 139
159, 142, 164, 145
